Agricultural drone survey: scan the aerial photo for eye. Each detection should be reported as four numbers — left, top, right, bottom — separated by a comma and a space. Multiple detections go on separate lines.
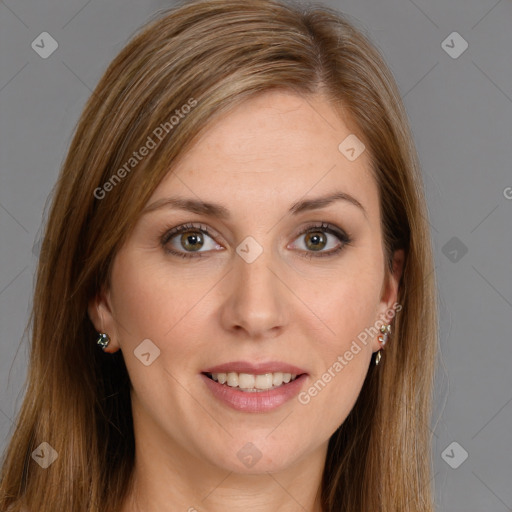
289, 222, 352, 259
160, 221, 353, 259
161, 223, 223, 258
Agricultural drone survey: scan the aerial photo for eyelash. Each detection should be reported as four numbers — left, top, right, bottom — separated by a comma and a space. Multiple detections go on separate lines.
160, 222, 353, 260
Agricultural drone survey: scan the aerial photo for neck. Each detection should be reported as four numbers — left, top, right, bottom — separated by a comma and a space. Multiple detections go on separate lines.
120, 409, 327, 512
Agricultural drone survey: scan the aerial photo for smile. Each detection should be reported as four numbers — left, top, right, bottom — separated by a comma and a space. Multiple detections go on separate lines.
205, 371, 299, 392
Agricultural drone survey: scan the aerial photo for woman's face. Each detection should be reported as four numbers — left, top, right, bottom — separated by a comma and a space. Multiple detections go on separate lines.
89, 90, 403, 475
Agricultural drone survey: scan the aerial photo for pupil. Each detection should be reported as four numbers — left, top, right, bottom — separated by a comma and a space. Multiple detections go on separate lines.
306, 232, 326, 251
182, 232, 203, 251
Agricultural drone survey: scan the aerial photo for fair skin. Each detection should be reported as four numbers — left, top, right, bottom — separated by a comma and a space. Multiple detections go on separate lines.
88, 90, 403, 512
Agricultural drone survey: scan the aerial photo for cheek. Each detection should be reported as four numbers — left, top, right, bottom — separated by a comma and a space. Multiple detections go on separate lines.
110, 269, 164, 337
109, 252, 197, 338
109, 252, 218, 379
300, 268, 380, 418
301, 326, 374, 432
312, 265, 382, 347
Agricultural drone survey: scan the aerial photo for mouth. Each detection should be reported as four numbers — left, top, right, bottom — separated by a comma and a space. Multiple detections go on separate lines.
202, 371, 303, 392
200, 361, 309, 412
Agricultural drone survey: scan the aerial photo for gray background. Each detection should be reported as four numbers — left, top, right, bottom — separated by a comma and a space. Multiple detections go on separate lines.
1, 0, 511, 510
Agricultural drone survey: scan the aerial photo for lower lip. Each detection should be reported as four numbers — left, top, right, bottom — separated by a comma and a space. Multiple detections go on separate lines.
200, 373, 308, 413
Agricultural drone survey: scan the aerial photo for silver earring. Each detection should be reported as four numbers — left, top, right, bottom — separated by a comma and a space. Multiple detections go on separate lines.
375, 324, 391, 366
378, 324, 391, 346
96, 332, 110, 351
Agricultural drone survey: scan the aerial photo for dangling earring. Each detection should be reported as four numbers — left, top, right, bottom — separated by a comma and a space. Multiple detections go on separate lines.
375, 324, 391, 366
96, 332, 110, 351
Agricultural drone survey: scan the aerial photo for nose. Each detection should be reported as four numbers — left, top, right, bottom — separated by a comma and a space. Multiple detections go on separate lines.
219, 245, 289, 339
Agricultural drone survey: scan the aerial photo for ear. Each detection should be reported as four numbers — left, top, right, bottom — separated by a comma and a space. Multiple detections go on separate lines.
372, 248, 405, 352
87, 287, 121, 353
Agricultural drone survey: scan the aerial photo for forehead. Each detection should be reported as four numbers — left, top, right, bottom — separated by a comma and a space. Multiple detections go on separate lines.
148, 90, 379, 221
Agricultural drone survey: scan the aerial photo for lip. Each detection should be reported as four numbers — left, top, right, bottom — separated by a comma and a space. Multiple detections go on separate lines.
202, 360, 308, 375
201, 372, 308, 413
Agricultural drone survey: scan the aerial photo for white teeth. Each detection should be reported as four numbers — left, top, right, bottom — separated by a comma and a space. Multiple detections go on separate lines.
238, 373, 255, 389
272, 372, 283, 386
255, 373, 273, 389
209, 371, 300, 391
227, 372, 238, 387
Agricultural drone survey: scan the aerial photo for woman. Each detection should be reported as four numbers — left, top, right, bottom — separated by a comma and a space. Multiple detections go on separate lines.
0, 0, 438, 510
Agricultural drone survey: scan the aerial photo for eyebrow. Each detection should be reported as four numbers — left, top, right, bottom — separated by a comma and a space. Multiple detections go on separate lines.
142, 191, 367, 219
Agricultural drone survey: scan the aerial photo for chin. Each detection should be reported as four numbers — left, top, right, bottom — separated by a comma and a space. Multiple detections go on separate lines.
200, 434, 307, 475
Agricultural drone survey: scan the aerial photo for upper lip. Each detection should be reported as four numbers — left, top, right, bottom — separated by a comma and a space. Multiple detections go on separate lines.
202, 361, 308, 375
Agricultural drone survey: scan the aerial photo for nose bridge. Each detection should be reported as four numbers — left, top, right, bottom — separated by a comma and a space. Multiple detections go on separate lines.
236, 238, 275, 291
221, 235, 288, 336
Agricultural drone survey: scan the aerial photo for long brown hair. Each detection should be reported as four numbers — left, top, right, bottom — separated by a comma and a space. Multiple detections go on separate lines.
0, 0, 438, 510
